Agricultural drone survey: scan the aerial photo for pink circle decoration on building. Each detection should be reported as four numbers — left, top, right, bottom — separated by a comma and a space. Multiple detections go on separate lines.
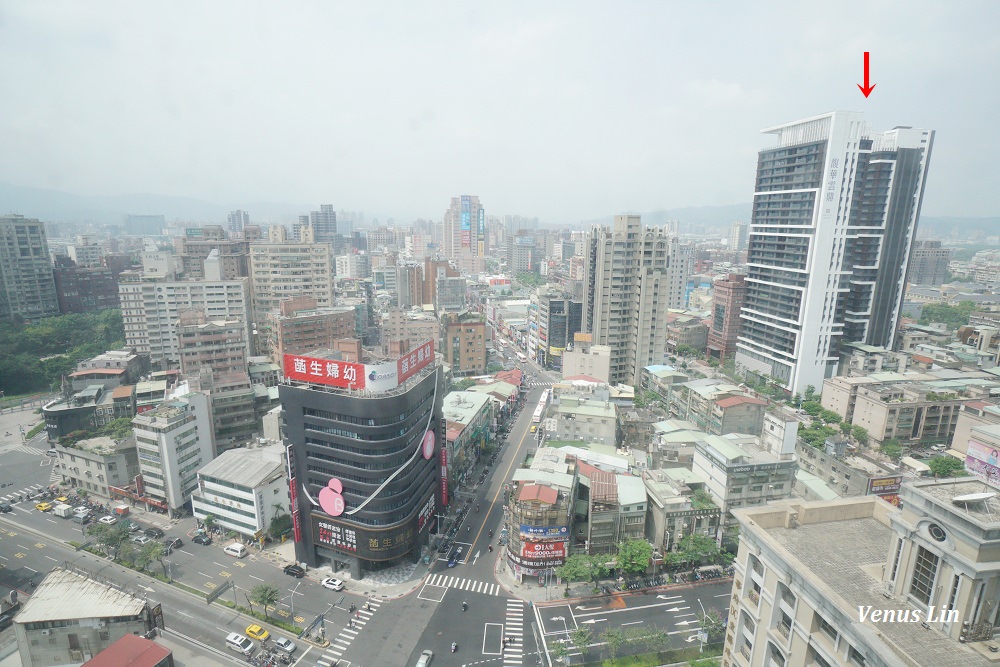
319, 478, 346, 516
422, 430, 435, 460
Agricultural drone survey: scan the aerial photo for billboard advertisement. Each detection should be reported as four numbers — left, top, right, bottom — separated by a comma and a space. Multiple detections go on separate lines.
461, 210, 471, 231
520, 541, 566, 560
866, 476, 902, 496
284, 340, 434, 393
284, 355, 365, 390
440, 442, 449, 507
520, 525, 569, 539
966, 439, 1000, 484
397, 340, 435, 385
478, 209, 485, 233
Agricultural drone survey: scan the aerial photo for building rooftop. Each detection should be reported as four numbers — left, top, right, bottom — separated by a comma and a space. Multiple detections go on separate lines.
16, 568, 147, 623
442, 390, 492, 424
82, 634, 171, 667
69, 368, 125, 377
714, 394, 766, 408
511, 468, 575, 492
518, 484, 558, 504
64, 436, 132, 457
742, 499, 991, 667
197, 444, 284, 488
616, 474, 647, 505
698, 434, 785, 465
111, 385, 134, 400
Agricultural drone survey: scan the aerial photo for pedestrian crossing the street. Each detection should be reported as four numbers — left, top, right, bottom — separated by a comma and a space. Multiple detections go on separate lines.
425, 573, 502, 596
503, 598, 525, 665
0, 483, 45, 505
317, 597, 383, 666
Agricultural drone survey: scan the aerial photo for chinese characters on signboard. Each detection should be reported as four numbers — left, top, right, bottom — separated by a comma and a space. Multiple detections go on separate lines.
284, 354, 365, 390
397, 340, 435, 385
289, 477, 302, 543
825, 158, 840, 203
520, 541, 566, 559
417, 493, 435, 532
519, 525, 569, 539
317, 520, 358, 553
284, 339, 434, 393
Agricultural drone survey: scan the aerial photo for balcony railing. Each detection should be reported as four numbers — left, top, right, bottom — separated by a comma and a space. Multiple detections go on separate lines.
777, 621, 790, 638
741, 644, 753, 660
748, 589, 761, 606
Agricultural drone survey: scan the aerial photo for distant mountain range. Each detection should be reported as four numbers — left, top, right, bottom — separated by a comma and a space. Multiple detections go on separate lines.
0, 182, 303, 225
0, 181, 995, 238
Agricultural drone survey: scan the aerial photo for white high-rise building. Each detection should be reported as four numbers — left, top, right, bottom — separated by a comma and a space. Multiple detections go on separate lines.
131, 392, 215, 515
248, 241, 335, 332
735, 112, 934, 395
582, 214, 688, 386
117, 273, 251, 367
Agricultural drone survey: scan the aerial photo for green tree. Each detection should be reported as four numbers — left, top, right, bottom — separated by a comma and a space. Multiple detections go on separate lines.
453, 378, 476, 391
918, 301, 976, 329
569, 627, 593, 660
676, 534, 721, 566
96, 418, 134, 440
615, 539, 653, 575
880, 438, 904, 462
928, 456, 966, 478
699, 608, 727, 644
819, 409, 842, 425
487, 362, 503, 373
802, 401, 823, 416
202, 514, 217, 531
851, 425, 869, 447
135, 542, 165, 573
549, 640, 569, 664
602, 628, 627, 662
804, 384, 818, 402
556, 554, 608, 585
249, 584, 281, 620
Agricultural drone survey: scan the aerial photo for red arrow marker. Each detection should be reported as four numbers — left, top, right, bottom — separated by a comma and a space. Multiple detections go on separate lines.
857, 51, 876, 98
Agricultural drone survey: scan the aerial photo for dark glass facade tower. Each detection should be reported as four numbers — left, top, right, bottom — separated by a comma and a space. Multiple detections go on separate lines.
735, 112, 933, 395
281, 365, 444, 578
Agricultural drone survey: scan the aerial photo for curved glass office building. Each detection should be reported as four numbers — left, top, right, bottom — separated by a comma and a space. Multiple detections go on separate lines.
280, 343, 443, 578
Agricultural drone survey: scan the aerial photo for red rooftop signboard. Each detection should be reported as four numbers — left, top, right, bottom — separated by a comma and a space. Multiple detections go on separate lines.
284, 339, 435, 394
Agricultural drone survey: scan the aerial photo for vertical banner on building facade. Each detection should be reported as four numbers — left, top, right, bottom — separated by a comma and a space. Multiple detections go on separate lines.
440, 441, 449, 507
289, 477, 302, 542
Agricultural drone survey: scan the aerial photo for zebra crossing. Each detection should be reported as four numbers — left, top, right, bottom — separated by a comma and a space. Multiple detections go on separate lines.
0, 483, 47, 505
503, 598, 525, 665
316, 597, 383, 666
425, 573, 502, 596
2, 444, 44, 456
524, 381, 553, 388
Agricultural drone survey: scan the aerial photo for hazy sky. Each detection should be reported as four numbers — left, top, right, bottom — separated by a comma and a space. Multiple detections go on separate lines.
0, 1, 997, 224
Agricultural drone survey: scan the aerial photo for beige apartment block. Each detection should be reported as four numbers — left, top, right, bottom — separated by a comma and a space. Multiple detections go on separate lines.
726, 481, 1000, 667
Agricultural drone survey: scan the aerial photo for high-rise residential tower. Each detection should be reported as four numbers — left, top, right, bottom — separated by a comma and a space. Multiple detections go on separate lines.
308, 204, 338, 243
908, 240, 951, 286
582, 214, 688, 386
0, 215, 59, 320
729, 220, 749, 252
735, 111, 934, 395
442, 195, 487, 273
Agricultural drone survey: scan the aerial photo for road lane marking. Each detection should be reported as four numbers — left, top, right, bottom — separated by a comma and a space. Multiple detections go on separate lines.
249, 574, 264, 581
197, 572, 213, 578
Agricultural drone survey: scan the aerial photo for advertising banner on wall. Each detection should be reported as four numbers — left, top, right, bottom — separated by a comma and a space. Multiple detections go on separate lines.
519, 525, 569, 539
520, 541, 566, 560
966, 440, 1000, 484
311, 512, 420, 561
866, 476, 902, 496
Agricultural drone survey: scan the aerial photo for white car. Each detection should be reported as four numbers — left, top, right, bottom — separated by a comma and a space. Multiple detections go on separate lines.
272, 637, 297, 653
98, 515, 118, 525
321, 577, 345, 591
132, 535, 152, 545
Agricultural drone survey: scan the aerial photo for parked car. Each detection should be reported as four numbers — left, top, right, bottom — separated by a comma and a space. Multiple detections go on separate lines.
272, 637, 297, 653
126, 520, 142, 532
144, 527, 165, 539
132, 535, 152, 546
0, 503, 12, 513
283, 564, 306, 578
245, 624, 269, 641
416, 649, 434, 666
192, 534, 212, 545
45, 449, 58, 457
321, 577, 344, 591
98, 515, 118, 525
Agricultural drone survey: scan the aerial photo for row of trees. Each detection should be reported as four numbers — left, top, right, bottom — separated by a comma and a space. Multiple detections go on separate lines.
0, 310, 124, 395
556, 536, 731, 584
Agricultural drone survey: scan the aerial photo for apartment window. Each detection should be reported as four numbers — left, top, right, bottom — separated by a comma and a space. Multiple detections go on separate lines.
909, 546, 939, 605
889, 538, 903, 583
817, 615, 837, 642
848, 645, 866, 666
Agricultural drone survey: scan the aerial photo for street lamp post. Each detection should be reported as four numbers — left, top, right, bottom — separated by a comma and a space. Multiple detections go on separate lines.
697, 598, 708, 653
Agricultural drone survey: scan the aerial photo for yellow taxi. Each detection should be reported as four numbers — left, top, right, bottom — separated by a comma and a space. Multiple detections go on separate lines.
530, 425, 538, 433
35, 502, 53, 512
245, 624, 269, 641
55, 496, 69, 503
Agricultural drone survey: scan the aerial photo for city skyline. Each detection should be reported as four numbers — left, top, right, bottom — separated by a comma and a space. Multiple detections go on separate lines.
0, 2, 996, 225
